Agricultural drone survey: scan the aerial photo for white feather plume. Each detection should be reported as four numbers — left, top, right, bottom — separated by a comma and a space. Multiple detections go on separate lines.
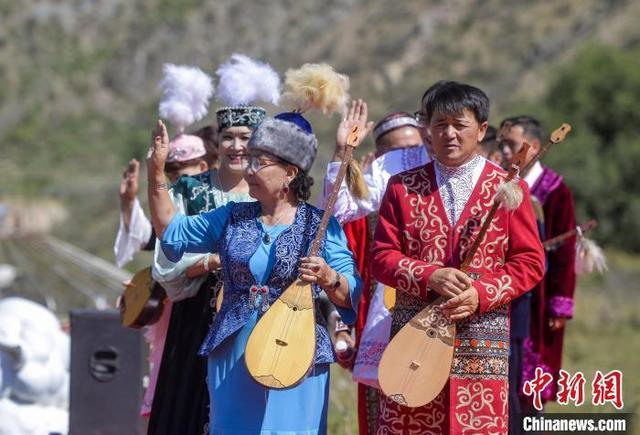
215, 54, 280, 107
495, 179, 523, 211
159, 64, 214, 132
576, 237, 608, 274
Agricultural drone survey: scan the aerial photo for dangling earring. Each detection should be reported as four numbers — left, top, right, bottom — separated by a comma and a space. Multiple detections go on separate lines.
282, 183, 290, 194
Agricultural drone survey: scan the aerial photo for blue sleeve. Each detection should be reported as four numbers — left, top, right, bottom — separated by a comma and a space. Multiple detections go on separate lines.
323, 216, 362, 325
160, 202, 233, 262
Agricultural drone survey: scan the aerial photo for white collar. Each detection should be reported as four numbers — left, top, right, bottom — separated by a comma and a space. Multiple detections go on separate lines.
434, 153, 484, 178
524, 161, 543, 188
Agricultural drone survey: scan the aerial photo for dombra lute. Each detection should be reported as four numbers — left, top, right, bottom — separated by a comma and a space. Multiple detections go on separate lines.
383, 285, 396, 311
378, 142, 534, 408
119, 267, 166, 329
244, 125, 362, 389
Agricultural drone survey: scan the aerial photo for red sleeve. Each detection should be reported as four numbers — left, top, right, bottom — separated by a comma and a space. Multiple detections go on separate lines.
370, 177, 440, 300
544, 184, 577, 318
476, 181, 546, 314
343, 217, 369, 282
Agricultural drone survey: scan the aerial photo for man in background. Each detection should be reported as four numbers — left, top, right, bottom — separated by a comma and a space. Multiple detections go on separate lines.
500, 116, 577, 422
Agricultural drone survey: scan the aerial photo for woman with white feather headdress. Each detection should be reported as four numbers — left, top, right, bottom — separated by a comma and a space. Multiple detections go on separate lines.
114, 64, 215, 271
146, 62, 368, 434
147, 56, 279, 435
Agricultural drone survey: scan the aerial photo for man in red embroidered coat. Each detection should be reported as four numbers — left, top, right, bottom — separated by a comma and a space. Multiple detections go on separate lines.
371, 81, 545, 434
500, 116, 577, 406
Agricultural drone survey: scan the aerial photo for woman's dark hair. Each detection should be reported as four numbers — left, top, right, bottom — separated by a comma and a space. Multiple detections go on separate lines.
289, 170, 314, 202
193, 125, 218, 149
193, 125, 218, 166
164, 157, 207, 173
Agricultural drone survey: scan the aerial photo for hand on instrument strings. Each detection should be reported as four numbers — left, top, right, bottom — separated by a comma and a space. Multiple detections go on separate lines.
549, 316, 567, 331
441, 286, 479, 321
336, 99, 374, 150
427, 268, 474, 298
299, 256, 334, 288
147, 120, 170, 172
119, 159, 140, 204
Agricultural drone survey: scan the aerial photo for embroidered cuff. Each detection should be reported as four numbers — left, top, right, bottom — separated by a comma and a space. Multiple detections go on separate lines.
476, 275, 514, 314
548, 296, 574, 318
393, 259, 439, 300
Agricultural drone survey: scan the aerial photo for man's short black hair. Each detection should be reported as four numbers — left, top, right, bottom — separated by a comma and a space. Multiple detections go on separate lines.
421, 80, 490, 124
500, 115, 543, 142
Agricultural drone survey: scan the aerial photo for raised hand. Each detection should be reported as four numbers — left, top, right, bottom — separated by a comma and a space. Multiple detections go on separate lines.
147, 120, 170, 172
146, 119, 176, 238
119, 159, 140, 204
336, 99, 375, 149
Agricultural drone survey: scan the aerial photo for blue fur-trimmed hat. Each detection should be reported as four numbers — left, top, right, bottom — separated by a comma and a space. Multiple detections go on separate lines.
248, 113, 317, 172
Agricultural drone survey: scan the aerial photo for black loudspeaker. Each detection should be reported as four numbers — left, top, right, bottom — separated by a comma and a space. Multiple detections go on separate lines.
69, 309, 147, 435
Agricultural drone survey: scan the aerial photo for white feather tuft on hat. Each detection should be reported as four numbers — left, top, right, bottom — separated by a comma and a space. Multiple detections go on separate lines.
159, 64, 215, 132
215, 54, 281, 107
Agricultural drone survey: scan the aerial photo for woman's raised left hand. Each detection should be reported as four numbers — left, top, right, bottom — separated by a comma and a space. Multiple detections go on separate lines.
147, 119, 170, 172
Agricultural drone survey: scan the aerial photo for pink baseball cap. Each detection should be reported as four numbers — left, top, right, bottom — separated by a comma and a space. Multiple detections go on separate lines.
167, 134, 207, 163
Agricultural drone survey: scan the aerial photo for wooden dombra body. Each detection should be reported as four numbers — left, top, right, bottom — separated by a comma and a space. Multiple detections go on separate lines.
244, 126, 362, 389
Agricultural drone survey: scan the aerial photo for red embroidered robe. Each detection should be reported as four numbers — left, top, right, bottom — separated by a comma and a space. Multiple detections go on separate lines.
371, 160, 545, 434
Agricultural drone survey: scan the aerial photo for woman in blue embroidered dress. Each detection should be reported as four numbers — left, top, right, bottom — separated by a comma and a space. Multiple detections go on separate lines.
148, 54, 281, 434
147, 112, 363, 434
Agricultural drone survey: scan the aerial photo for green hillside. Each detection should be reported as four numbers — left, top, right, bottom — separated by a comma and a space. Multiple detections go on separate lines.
2, 0, 640, 259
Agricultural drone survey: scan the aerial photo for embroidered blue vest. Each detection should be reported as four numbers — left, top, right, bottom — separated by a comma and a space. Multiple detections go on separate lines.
198, 201, 335, 364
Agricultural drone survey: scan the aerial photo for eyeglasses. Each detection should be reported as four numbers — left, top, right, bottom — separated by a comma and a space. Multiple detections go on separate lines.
246, 155, 281, 173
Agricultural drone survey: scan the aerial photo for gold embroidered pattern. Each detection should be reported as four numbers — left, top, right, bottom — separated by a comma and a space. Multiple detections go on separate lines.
480, 275, 515, 311
394, 258, 429, 297
390, 167, 448, 296
378, 388, 447, 434
458, 167, 508, 269
455, 381, 507, 433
